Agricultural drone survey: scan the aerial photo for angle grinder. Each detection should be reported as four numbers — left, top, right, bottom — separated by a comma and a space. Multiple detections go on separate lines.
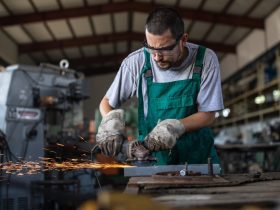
91, 139, 156, 166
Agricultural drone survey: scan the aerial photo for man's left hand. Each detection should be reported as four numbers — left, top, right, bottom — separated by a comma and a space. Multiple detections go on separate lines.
144, 119, 185, 151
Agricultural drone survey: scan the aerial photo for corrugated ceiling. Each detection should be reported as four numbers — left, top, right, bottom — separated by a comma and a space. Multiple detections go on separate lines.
0, 0, 279, 76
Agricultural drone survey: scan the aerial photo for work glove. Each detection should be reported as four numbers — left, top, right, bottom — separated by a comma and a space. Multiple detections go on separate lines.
144, 119, 185, 151
123, 140, 150, 161
96, 109, 126, 157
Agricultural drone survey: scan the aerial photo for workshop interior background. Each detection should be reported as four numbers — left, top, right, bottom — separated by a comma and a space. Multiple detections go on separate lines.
1, 0, 280, 210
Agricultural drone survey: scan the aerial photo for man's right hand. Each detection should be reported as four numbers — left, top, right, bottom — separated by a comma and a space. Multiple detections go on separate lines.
96, 109, 125, 157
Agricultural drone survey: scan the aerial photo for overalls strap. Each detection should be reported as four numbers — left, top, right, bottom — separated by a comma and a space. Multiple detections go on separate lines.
193, 45, 206, 81
138, 48, 152, 139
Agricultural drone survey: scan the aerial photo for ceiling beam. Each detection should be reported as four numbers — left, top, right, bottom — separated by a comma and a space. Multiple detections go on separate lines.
70, 53, 126, 66
19, 32, 235, 54
19, 32, 143, 53
0, 2, 264, 29
79, 65, 120, 76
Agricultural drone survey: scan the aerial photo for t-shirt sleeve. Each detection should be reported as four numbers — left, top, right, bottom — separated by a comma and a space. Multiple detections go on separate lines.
197, 48, 224, 112
105, 58, 137, 108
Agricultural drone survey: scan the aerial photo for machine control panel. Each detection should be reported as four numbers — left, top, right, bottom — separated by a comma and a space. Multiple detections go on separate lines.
7, 107, 41, 121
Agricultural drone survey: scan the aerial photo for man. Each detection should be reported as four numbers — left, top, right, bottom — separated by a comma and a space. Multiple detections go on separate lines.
96, 7, 224, 165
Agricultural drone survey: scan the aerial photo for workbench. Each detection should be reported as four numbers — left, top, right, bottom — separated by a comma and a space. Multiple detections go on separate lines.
125, 172, 280, 209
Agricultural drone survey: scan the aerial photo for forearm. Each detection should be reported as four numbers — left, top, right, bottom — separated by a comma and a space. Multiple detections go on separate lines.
180, 112, 215, 132
99, 96, 114, 117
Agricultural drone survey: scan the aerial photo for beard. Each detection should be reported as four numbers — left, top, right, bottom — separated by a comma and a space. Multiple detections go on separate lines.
156, 58, 182, 70
156, 60, 172, 69
155, 50, 184, 70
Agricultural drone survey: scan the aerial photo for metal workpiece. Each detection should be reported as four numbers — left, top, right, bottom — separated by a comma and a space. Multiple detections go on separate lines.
179, 169, 187, 176
123, 164, 221, 177
179, 162, 188, 176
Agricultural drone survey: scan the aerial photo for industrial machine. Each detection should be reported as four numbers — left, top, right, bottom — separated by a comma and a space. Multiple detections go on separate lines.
0, 62, 93, 210
0, 62, 90, 160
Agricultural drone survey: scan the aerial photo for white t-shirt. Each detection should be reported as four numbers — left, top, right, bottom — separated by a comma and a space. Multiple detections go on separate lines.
106, 42, 224, 116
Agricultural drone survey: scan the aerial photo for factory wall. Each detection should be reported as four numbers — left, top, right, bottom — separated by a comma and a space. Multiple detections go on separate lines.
266, 6, 280, 49
84, 72, 117, 119
236, 29, 266, 69
0, 30, 36, 66
220, 53, 238, 80
0, 30, 17, 64
220, 5, 280, 81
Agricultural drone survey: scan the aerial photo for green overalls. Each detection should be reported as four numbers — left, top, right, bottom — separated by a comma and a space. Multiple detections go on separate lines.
138, 46, 220, 165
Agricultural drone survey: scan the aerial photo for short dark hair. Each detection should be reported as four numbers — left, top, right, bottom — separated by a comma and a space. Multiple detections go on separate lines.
145, 7, 184, 39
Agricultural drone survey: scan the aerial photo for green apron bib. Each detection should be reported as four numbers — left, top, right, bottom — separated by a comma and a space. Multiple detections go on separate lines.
138, 46, 220, 165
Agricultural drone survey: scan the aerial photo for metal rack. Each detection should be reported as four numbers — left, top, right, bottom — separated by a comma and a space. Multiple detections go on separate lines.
215, 42, 280, 128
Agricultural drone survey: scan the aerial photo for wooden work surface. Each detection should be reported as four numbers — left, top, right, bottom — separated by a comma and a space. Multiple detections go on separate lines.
125, 172, 280, 209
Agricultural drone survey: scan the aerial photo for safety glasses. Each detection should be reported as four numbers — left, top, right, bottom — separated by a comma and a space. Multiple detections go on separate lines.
143, 35, 182, 55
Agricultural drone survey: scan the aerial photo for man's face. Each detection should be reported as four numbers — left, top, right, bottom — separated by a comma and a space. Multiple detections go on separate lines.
145, 29, 184, 69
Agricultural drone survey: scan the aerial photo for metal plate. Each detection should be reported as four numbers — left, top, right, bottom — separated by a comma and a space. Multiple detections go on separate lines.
123, 164, 221, 177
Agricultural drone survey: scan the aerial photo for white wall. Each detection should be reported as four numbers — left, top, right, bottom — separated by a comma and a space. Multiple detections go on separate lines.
220, 5, 280, 81
220, 53, 238, 81
84, 73, 117, 119
236, 29, 266, 69
265, 6, 280, 49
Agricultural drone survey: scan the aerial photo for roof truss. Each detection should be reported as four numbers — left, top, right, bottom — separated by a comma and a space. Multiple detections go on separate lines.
0, 2, 264, 29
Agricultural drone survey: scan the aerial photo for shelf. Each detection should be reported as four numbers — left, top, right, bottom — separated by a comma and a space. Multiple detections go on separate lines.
215, 104, 280, 127
225, 78, 280, 107
214, 42, 280, 130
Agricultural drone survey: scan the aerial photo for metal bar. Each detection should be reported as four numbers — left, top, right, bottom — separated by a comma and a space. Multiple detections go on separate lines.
123, 164, 221, 177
